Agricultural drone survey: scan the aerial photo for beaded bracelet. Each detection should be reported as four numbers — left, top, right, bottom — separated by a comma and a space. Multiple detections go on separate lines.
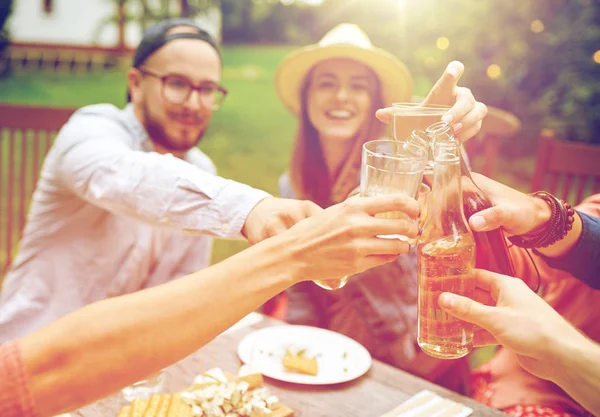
509, 191, 575, 249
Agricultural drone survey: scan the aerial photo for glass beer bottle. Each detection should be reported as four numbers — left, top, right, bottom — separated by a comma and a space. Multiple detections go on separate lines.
417, 141, 475, 359
425, 122, 516, 277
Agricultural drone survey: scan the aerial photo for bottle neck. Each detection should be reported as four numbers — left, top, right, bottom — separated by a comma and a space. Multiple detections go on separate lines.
431, 158, 464, 218
426, 121, 473, 177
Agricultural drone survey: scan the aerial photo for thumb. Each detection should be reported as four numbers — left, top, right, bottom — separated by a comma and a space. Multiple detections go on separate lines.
468, 205, 509, 232
438, 292, 496, 329
428, 61, 464, 98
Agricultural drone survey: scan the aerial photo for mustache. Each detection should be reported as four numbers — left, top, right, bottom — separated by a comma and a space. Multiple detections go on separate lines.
169, 111, 204, 124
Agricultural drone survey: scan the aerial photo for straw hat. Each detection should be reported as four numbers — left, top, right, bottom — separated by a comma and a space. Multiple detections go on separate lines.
275, 23, 413, 116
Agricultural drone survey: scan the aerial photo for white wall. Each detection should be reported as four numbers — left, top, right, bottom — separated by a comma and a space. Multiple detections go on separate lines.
8, 0, 126, 47
7, 0, 221, 48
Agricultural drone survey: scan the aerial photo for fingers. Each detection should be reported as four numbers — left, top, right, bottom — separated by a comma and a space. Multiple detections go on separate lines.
250, 220, 288, 244
438, 291, 496, 329
351, 194, 420, 219
472, 268, 501, 291
425, 61, 465, 109
456, 120, 483, 143
361, 237, 412, 256
473, 268, 515, 304
455, 102, 487, 142
360, 253, 406, 271
468, 205, 509, 232
302, 200, 323, 217
366, 218, 419, 240
473, 329, 499, 347
431, 61, 465, 97
375, 107, 393, 125
443, 86, 476, 130
473, 286, 495, 306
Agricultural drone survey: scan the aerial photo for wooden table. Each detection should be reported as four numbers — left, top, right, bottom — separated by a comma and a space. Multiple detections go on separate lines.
74, 315, 505, 417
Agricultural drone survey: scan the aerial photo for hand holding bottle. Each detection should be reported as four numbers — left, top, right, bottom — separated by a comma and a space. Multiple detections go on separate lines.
465, 173, 552, 236
438, 269, 599, 389
426, 123, 515, 277
465, 173, 583, 259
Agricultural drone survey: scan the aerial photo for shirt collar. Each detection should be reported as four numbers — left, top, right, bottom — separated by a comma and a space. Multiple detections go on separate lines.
123, 103, 154, 152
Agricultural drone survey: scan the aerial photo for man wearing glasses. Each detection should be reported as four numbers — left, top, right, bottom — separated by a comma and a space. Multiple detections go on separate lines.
0, 19, 321, 341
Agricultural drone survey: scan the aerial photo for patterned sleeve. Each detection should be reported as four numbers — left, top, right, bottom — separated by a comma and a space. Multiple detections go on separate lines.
0, 341, 36, 417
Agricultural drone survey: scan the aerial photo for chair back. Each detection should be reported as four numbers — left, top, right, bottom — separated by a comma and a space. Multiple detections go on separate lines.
0, 104, 75, 276
531, 129, 600, 204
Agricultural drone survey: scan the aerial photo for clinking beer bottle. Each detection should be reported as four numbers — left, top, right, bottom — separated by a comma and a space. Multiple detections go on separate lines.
425, 122, 516, 277
417, 140, 475, 359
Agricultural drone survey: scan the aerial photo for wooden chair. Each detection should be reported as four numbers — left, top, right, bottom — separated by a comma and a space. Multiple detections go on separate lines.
465, 105, 521, 178
0, 104, 75, 277
531, 129, 600, 205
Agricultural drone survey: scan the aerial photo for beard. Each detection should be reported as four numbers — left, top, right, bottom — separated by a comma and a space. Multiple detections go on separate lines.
142, 102, 207, 153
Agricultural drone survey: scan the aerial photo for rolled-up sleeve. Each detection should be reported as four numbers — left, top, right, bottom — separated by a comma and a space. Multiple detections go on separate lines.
55, 115, 269, 239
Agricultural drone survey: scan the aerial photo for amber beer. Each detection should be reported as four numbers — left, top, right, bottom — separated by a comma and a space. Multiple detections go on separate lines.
426, 121, 516, 277
417, 140, 476, 359
392, 103, 450, 143
417, 236, 475, 359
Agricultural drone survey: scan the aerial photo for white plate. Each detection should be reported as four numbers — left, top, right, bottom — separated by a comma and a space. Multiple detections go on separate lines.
237, 325, 372, 385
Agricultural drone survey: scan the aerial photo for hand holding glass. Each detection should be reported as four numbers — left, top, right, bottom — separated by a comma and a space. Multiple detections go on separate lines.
313, 140, 427, 291
360, 139, 428, 244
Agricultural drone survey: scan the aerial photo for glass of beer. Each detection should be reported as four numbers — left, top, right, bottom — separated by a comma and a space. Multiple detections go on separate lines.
360, 139, 428, 241
313, 140, 427, 291
392, 102, 451, 143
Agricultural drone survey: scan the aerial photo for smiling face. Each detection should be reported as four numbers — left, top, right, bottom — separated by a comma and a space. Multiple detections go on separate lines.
127, 26, 222, 154
306, 58, 376, 144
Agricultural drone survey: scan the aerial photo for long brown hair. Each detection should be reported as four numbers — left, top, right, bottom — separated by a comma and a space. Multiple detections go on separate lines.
288, 65, 386, 208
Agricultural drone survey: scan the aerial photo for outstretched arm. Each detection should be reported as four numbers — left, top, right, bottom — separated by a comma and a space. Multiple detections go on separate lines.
55, 112, 322, 245
11, 194, 419, 417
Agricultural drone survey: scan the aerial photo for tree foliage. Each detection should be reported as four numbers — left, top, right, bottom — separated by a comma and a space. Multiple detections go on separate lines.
221, 0, 600, 145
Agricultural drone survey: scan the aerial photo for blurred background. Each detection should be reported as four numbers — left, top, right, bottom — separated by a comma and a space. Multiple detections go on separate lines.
1, 0, 599, 264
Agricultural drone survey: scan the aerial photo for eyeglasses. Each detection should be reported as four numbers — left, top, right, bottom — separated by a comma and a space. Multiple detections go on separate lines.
139, 68, 228, 111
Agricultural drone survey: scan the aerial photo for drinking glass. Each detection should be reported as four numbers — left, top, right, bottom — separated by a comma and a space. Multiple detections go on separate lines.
360, 139, 428, 242
415, 183, 431, 244
313, 141, 427, 291
121, 369, 166, 402
392, 102, 451, 143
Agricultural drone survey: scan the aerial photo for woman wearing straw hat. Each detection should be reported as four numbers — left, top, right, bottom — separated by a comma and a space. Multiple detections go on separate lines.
273, 23, 488, 393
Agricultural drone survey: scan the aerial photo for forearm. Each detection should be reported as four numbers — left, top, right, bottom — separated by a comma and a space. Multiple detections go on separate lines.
553, 336, 600, 416
19, 233, 298, 417
61, 142, 268, 238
